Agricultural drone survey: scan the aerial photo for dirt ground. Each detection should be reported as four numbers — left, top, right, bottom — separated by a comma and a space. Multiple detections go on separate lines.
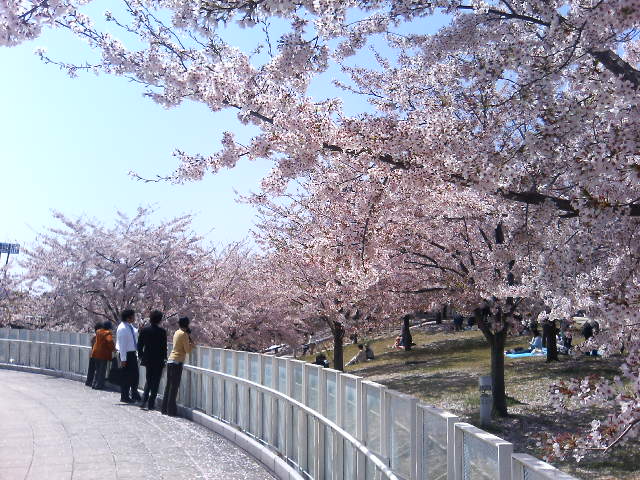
317, 328, 640, 480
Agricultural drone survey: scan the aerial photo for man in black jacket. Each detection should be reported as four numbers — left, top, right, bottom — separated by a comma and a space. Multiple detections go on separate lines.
137, 310, 168, 410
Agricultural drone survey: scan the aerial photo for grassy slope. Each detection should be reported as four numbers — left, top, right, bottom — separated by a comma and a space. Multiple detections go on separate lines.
301, 328, 640, 480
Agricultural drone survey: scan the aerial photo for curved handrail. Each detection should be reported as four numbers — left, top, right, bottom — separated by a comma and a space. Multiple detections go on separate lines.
0, 330, 581, 480
0, 339, 90, 349
0, 337, 396, 478
184, 364, 399, 480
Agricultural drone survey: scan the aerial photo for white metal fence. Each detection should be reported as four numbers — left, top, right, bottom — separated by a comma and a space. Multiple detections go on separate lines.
0, 328, 578, 480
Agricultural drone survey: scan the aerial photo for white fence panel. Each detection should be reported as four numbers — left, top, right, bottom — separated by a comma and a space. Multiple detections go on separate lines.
0, 329, 579, 480
511, 454, 578, 480
454, 423, 512, 480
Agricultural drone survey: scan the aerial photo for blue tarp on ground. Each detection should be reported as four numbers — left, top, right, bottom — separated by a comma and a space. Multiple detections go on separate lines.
505, 348, 547, 358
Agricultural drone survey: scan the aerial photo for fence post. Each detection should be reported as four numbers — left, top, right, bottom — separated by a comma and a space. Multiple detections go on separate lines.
511, 456, 523, 480
356, 380, 366, 480
381, 388, 391, 468
446, 413, 459, 480
285, 359, 294, 461
409, 397, 418, 480
337, 372, 344, 428
334, 427, 344, 480
318, 368, 328, 478
256, 354, 264, 440
416, 406, 424, 480
269, 356, 279, 450
300, 363, 309, 472
314, 417, 324, 479
453, 422, 465, 480
498, 441, 513, 480
218, 352, 226, 420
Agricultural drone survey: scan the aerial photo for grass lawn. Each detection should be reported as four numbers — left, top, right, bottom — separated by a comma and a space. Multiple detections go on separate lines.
301, 327, 640, 480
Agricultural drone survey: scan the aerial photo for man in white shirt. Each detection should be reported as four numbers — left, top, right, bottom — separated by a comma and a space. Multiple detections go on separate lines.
116, 309, 141, 403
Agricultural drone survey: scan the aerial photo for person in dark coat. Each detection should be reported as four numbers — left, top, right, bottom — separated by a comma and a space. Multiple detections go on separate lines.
313, 353, 330, 368
137, 310, 168, 410
453, 314, 464, 332
582, 320, 594, 341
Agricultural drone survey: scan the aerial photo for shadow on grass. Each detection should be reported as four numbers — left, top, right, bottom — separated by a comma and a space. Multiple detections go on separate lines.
505, 354, 623, 384
377, 371, 478, 400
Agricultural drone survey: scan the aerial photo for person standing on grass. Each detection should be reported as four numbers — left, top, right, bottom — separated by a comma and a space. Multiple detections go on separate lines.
91, 321, 115, 390
162, 316, 195, 416
84, 322, 102, 387
137, 310, 167, 411
116, 309, 142, 403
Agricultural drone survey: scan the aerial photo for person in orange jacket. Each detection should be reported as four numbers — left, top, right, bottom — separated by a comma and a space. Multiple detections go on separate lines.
84, 322, 102, 387
91, 321, 116, 390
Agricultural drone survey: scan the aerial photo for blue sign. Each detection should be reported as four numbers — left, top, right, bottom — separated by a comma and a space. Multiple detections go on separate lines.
0, 243, 19, 254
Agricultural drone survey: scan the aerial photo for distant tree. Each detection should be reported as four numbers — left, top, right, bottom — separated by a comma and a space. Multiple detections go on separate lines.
18, 208, 251, 345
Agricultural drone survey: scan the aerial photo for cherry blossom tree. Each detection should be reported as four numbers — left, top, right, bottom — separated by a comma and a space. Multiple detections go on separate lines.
253, 191, 387, 370
18, 208, 242, 342
0, 264, 34, 328
3, 0, 640, 458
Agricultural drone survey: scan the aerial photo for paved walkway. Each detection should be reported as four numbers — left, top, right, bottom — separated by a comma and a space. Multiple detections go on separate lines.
0, 369, 274, 480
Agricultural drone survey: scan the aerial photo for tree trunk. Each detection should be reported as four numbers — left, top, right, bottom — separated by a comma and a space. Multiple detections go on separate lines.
489, 330, 508, 417
333, 321, 345, 371
476, 308, 509, 417
400, 315, 413, 350
543, 320, 559, 362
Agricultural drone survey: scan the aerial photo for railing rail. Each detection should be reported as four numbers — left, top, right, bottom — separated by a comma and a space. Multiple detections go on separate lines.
0, 328, 579, 480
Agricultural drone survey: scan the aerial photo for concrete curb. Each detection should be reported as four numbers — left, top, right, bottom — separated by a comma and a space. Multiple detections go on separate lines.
0, 363, 303, 480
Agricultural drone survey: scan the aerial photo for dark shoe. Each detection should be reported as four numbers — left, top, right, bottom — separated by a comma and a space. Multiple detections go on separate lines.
132, 395, 142, 402
139, 402, 148, 410
120, 397, 134, 404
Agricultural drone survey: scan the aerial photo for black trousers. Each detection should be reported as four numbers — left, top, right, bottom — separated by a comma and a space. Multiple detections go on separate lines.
93, 359, 108, 389
120, 351, 141, 401
85, 357, 96, 386
161, 362, 183, 416
142, 363, 164, 409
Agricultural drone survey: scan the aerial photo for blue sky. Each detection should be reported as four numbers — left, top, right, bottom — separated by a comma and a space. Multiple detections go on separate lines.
0, 4, 449, 254
0, 26, 270, 250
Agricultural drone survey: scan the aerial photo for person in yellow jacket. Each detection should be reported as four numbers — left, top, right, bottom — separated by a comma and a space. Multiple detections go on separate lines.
161, 317, 195, 416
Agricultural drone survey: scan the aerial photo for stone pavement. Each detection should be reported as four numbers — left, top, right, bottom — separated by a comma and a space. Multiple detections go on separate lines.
0, 369, 274, 480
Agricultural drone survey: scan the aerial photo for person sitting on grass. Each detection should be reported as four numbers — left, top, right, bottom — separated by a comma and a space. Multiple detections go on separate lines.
365, 344, 375, 360
313, 353, 330, 368
346, 344, 367, 366
529, 329, 543, 351
506, 329, 543, 355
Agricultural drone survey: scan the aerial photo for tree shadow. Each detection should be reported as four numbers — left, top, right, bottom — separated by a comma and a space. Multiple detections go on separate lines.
377, 371, 478, 399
